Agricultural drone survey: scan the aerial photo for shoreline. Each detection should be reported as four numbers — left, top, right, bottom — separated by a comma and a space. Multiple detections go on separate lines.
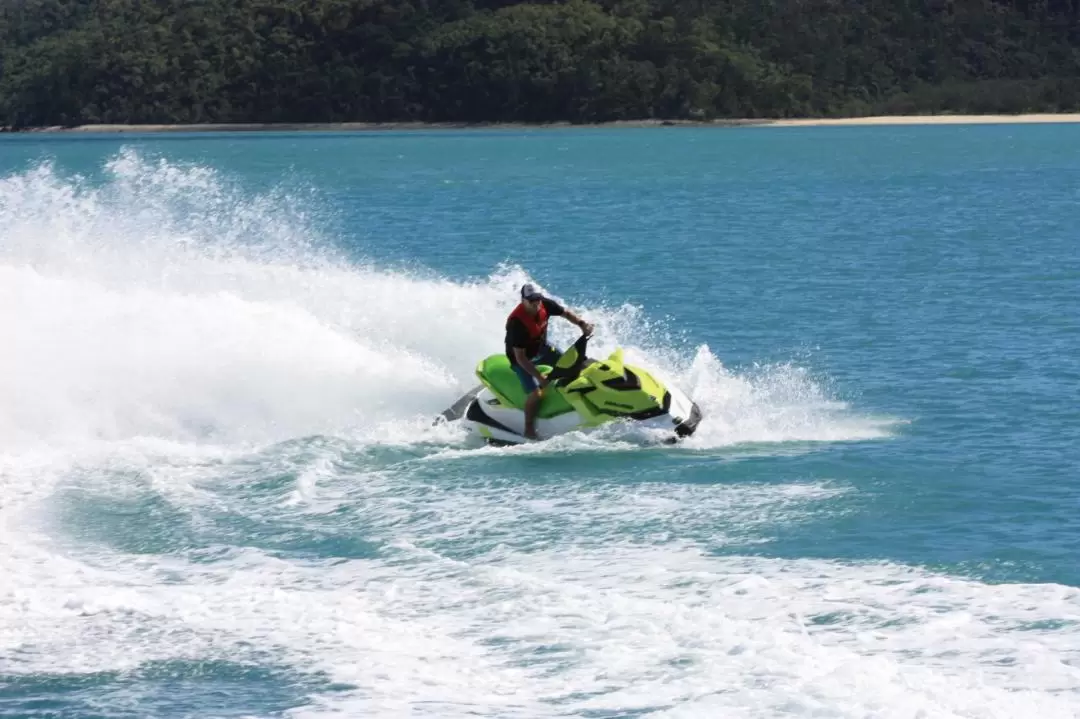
7, 113, 1080, 133
764, 113, 1080, 126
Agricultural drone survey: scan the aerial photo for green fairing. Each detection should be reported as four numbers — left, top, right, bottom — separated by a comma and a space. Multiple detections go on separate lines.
475, 356, 574, 418
475, 345, 670, 425
565, 349, 670, 423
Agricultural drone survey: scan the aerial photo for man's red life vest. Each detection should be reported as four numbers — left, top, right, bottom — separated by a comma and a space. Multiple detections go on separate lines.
507, 301, 548, 356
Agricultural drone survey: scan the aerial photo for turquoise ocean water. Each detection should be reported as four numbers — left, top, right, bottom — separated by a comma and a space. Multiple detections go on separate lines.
1, 126, 1078, 717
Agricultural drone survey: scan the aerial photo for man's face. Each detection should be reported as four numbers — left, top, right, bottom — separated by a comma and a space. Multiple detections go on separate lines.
523, 297, 541, 314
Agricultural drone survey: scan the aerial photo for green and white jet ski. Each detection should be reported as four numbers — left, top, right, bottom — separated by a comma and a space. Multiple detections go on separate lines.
437, 333, 702, 445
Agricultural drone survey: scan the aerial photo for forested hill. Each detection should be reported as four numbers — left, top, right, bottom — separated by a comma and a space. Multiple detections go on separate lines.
2, 0, 1080, 127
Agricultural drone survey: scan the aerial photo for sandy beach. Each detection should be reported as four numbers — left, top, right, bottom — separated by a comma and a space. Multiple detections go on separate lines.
763, 113, 1080, 126
9, 114, 1080, 133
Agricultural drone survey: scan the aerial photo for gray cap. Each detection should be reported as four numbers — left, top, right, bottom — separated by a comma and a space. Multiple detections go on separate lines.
520, 283, 543, 300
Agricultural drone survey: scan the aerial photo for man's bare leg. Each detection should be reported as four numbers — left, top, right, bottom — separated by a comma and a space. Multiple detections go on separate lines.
523, 389, 542, 439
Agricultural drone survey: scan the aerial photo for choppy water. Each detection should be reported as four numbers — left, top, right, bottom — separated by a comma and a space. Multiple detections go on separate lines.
2, 126, 1079, 717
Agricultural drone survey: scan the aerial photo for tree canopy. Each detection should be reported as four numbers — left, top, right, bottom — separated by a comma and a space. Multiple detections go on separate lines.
2, 0, 1079, 127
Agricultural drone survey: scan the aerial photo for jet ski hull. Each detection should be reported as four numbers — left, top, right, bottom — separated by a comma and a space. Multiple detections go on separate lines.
462, 383, 702, 445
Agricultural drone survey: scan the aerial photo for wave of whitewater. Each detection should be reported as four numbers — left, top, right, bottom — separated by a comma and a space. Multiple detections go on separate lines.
3, 150, 1078, 718
0, 150, 890, 452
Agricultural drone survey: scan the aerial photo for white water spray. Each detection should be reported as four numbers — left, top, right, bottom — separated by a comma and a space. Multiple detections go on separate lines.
1, 149, 890, 452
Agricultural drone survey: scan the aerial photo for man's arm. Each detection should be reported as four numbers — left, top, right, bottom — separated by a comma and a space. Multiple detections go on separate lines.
562, 308, 594, 336
514, 347, 547, 387
542, 298, 594, 335
508, 318, 547, 385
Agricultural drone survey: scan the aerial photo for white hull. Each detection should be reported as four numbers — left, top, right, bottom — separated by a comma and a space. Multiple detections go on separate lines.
463, 384, 700, 445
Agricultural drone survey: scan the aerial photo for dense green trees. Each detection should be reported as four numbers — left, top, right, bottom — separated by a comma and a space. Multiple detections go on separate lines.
2, 0, 1079, 127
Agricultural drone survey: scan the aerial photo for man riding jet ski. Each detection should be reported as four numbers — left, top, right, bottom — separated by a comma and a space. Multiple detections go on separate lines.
505, 283, 594, 439
436, 285, 702, 445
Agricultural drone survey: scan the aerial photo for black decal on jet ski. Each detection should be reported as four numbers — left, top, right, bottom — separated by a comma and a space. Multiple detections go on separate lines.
466, 400, 518, 436
601, 368, 643, 391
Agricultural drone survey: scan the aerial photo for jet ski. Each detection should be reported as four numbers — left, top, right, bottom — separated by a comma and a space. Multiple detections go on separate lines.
436, 332, 702, 445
